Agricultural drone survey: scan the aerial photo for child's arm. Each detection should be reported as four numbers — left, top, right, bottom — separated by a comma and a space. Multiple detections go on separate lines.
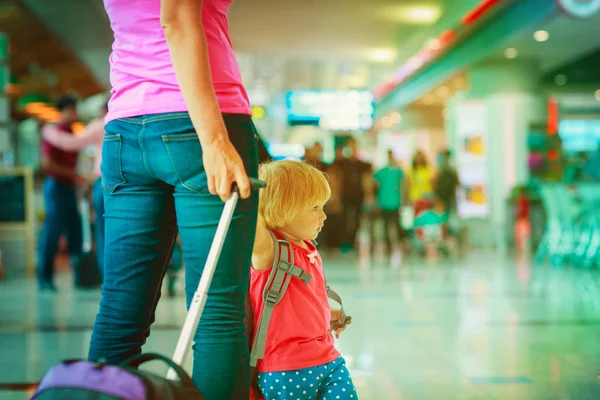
251, 215, 274, 271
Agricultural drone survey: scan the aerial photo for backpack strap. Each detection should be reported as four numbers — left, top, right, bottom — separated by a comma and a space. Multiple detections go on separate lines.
250, 232, 312, 367
326, 286, 352, 329
310, 238, 351, 328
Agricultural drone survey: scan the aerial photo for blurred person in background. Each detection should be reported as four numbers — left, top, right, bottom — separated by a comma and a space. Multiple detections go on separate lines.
583, 143, 600, 181
303, 142, 326, 172
341, 137, 371, 252
42, 100, 108, 280
37, 94, 86, 291
433, 149, 460, 214
89, 1, 259, 399
44, 100, 188, 290
322, 146, 345, 250
166, 235, 184, 297
408, 150, 435, 220
374, 150, 407, 254
408, 150, 434, 203
256, 130, 272, 164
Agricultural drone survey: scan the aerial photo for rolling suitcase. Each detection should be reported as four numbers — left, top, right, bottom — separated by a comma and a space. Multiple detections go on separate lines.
31, 179, 265, 400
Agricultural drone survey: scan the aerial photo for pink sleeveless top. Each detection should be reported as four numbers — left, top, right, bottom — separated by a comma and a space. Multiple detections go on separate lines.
249, 233, 340, 372
103, 0, 251, 122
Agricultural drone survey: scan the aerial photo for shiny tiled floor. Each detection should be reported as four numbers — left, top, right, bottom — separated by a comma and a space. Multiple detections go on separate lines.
1, 250, 600, 399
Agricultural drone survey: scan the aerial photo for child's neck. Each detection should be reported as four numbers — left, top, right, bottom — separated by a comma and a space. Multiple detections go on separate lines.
277, 231, 309, 249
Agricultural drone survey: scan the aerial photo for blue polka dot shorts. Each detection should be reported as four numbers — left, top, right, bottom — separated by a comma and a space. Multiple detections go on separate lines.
257, 356, 358, 400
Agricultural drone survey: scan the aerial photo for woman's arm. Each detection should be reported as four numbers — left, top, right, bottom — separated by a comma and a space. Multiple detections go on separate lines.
160, 0, 250, 201
42, 119, 105, 152
251, 215, 274, 271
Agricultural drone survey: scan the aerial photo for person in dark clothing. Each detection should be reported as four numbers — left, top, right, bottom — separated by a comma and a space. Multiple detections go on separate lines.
341, 137, 371, 251
303, 142, 326, 172
320, 146, 345, 250
433, 150, 460, 213
37, 94, 85, 291
256, 130, 272, 164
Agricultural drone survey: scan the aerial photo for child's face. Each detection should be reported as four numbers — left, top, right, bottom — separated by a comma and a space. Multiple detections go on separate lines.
280, 204, 327, 242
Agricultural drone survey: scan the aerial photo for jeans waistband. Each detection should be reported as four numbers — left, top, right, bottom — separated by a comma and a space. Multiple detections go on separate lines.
117, 112, 252, 125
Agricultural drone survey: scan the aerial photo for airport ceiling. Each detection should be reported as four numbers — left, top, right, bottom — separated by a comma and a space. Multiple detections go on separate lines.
488, 11, 600, 74
2, 0, 600, 103
0, 0, 106, 99
3, 0, 478, 98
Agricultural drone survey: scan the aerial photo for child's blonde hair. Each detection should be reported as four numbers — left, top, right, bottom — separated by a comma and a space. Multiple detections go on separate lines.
259, 160, 331, 230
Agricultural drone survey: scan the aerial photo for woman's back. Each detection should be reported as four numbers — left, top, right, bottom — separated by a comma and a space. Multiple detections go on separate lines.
103, 0, 251, 121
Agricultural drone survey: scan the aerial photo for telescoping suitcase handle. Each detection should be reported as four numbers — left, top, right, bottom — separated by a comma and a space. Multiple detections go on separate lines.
167, 178, 266, 380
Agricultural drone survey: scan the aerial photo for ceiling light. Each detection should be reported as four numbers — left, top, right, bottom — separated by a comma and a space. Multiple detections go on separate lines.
381, 5, 440, 24
405, 6, 440, 23
595, 90, 600, 101
436, 86, 449, 97
425, 38, 441, 51
555, 74, 567, 86
504, 48, 518, 59
390, 112, 402, 124
369, 48, 396, 63
381, 116, 393, 128
533, 30, 549, 42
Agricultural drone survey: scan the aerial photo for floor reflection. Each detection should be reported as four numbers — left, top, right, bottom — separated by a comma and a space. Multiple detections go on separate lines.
1, 249, 600, 399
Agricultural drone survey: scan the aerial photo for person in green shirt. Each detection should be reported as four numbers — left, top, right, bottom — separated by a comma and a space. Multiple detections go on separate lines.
374, 150, 408, 253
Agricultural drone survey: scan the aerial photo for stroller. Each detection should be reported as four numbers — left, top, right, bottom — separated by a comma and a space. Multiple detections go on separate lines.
410, 197, 453, 258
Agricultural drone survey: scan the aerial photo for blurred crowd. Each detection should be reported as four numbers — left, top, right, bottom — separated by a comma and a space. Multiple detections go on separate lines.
300, 138, 460, 254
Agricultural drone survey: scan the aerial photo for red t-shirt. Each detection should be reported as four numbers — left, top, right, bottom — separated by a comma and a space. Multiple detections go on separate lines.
249, 233, 340, 372
41, 122, 78, 185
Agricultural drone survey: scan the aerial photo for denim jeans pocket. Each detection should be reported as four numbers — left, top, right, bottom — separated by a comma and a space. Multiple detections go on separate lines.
161, 116, 259, 195
101, 134, 127, 193
162, 133, 208, 194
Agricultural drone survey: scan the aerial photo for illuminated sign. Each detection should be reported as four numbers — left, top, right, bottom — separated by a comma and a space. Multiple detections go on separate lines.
266, 143, 305, 160
286, 90, 375, 131
558, 119, 600, 151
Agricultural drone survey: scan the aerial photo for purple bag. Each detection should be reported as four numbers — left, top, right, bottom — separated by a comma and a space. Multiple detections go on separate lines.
31, 353, 204, 399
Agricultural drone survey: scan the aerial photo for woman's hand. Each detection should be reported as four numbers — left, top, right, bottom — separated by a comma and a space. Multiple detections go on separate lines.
203, 138, 251, 202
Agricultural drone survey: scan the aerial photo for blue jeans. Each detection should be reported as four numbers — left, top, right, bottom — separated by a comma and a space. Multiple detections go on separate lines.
88, 112, 259, 400
92, 178, 105, 280
37, 178, 83, 285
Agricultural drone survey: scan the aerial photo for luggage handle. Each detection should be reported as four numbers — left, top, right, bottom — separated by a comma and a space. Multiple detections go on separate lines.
167, 178, 266, 381
123, 353, 195, 387
232, 177, 266, 193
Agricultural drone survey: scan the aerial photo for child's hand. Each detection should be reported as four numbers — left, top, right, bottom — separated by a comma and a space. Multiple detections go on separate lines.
330, 309, 351, 339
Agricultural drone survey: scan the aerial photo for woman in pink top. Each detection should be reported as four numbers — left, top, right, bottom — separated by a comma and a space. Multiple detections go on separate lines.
250, 160, 358, 400
89, 1, 259, 399
42, 102, 107, 279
